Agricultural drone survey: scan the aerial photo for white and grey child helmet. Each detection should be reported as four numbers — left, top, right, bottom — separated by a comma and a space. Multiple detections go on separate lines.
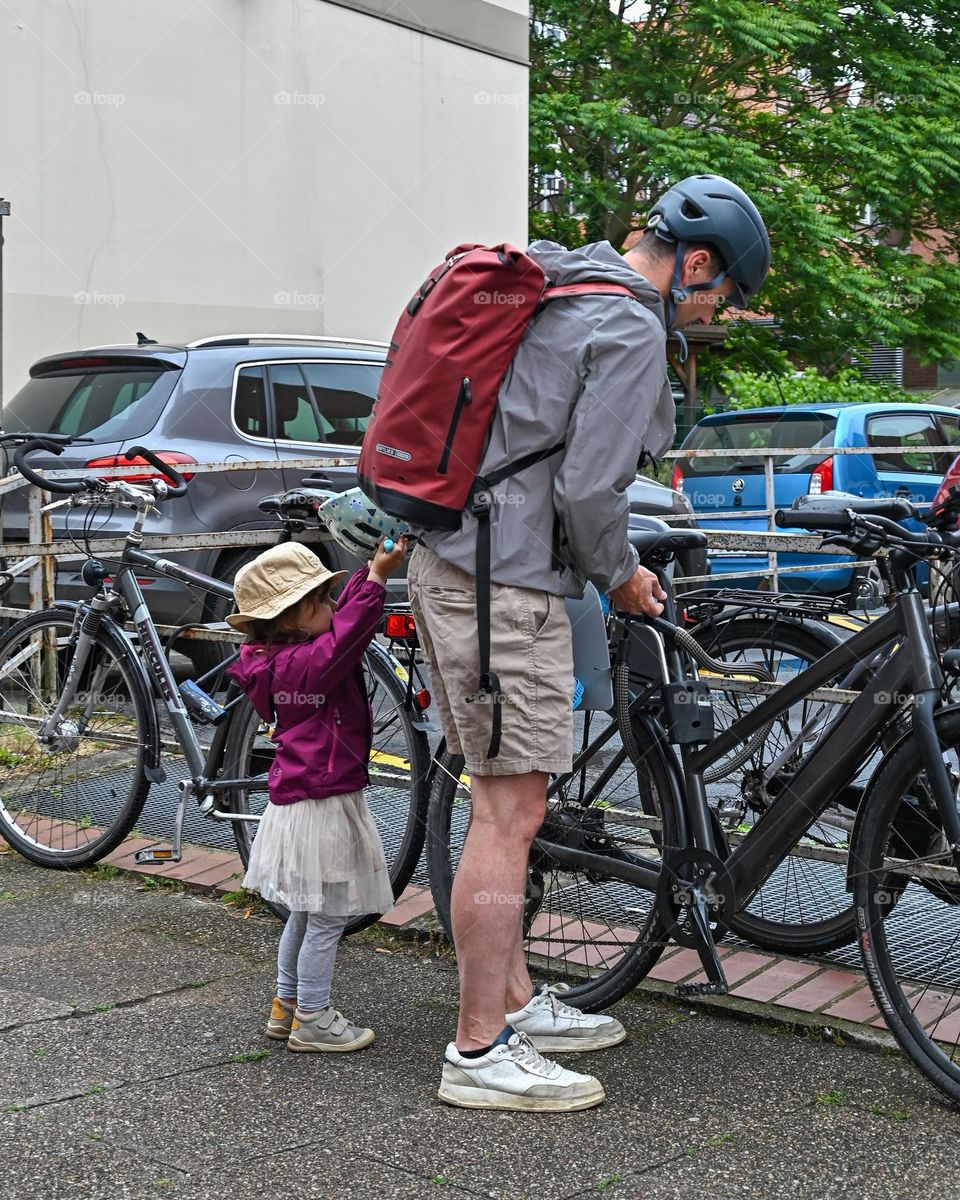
318, 487, 411, 557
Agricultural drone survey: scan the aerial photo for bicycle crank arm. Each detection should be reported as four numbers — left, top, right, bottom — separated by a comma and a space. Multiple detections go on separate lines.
532, 838, 663, 893
135, 780, 190, 865
675, 900, 728, 998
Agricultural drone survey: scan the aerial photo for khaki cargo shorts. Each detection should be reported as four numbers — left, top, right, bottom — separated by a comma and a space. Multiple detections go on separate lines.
408, 544, 574, 777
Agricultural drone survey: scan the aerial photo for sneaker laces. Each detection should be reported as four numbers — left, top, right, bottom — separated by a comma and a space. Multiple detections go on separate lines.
537, 983, 583, 1021
508, 1031, 557, 1075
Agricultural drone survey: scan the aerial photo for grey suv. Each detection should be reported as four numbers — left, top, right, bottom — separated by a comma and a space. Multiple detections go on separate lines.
2, 334, 704, 670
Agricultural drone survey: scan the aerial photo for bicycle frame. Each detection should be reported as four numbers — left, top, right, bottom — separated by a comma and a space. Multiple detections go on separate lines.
543, 586, 960, 925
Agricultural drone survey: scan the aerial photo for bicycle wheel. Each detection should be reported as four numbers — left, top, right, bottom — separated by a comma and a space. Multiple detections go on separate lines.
426, 707, 681, 1012
223, 643, 430, 932
0, 607, 155, 867
692, 614, 870, 955
853, 706, 960, 1104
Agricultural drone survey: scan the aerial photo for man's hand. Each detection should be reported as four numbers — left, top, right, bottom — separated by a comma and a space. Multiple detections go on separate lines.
609, 566, 667, 617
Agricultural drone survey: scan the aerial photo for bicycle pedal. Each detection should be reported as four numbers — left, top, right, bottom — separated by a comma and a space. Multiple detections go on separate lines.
675, 980, 729, 998
134, 848, 182, 865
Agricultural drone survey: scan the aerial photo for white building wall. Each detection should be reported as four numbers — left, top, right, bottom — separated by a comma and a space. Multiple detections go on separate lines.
0, 0, 528, 395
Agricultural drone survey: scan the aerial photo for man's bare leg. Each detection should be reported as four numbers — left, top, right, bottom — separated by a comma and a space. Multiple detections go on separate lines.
450, 770, 546, 1050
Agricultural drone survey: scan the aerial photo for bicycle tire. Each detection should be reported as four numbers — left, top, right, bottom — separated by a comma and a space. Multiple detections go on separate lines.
0, 606, 156, 867
223, 642, 430, 933
426, 708, 681, 1012
853, 706, 960, 1104
691, 615, 864, 955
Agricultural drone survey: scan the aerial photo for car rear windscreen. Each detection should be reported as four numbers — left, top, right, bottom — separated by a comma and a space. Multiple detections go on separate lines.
682, 414, 837, 474
5, 364, 179, 441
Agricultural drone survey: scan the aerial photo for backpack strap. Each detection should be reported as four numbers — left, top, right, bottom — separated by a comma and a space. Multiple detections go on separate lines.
465, 442, 565, 759
465, 280, 636, 758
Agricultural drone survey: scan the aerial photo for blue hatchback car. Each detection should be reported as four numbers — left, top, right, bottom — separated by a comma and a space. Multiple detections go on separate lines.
673, 403, 960, 594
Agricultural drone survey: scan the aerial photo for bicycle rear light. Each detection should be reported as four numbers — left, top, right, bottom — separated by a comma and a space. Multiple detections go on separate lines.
86, 450, 198, 483
385, 613, 417, 639
415, 688, 431, 710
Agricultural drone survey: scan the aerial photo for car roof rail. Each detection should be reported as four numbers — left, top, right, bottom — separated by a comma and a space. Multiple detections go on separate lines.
186, 334, 388, 351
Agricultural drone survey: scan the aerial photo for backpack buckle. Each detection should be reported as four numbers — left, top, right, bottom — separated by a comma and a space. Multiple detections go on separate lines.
470, 486, 492, 518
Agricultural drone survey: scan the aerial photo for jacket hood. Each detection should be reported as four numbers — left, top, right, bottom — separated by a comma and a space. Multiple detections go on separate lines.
528, 240, 666, 323
228, 643, 280, 722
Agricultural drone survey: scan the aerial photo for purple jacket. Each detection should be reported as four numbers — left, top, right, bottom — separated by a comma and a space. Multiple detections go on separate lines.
227, 570, 386, 805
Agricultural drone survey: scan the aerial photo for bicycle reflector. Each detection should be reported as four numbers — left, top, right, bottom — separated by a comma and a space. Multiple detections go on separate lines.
415, 688, 431, 710
385, 613, 417, 639
85, 450, 198, 483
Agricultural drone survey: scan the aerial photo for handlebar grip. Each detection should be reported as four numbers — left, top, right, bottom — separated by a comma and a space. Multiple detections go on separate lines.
124, 446, 188, 496
13, 439, 87, 494
774, 509, 852, 531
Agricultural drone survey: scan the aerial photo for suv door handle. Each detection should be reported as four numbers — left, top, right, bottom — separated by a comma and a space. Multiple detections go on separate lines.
302, 472, 331, 486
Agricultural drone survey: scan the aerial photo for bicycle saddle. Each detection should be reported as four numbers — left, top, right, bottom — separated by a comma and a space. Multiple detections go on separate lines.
628, 523, 708, 561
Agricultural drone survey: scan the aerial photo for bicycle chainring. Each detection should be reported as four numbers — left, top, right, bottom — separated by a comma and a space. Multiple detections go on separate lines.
657, 847, 735, 949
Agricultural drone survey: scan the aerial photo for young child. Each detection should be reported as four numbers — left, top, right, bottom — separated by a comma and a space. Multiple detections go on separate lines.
226, 536, 408, 1051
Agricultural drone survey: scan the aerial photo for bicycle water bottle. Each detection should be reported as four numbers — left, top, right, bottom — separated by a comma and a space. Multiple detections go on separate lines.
572, 677, 584, 710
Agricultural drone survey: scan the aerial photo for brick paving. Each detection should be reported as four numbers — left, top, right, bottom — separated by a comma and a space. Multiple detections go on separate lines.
16, 822, 960, 1048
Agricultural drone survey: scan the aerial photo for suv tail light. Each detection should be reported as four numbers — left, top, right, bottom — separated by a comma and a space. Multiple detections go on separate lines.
808, 457, 834, 495
85, 451, 197, 484
932, 455, 960, 528
671, 464, 684, 494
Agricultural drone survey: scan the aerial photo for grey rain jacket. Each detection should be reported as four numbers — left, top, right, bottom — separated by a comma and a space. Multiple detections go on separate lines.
421, 240, 675, 598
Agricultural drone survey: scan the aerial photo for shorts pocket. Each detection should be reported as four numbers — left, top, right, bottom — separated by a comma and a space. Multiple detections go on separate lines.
528, 592, 555, 641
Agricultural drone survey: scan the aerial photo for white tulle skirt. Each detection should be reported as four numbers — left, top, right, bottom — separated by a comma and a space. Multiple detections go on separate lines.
242, 790, 394, 916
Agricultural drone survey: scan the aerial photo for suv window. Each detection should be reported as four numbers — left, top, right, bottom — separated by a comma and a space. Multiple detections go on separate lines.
867, 413, 940, 473
234, 366, 268, 438
4, 365, 178, 441
268, 363, 332, 444
935, 414, 960, 472
300, 362, 380, 448
683, 413, 837, 474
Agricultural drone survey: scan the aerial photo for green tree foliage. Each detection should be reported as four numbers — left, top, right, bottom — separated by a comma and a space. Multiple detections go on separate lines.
530, 1, 960, 371
717, 367, 916, 411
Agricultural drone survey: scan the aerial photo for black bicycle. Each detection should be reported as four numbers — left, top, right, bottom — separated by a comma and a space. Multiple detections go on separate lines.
428, 492, 960, 1103
0, 439, 430, 933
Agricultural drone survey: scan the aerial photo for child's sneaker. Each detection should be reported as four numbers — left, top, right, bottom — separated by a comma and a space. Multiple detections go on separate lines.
505, 984, 626, 1052
287, 1006, 374, 1052
438, 1028, 605, 1112
266, 996, 295, 1041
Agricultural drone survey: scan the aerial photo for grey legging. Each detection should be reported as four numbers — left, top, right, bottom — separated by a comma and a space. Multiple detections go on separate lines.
277, 909, 350, 1012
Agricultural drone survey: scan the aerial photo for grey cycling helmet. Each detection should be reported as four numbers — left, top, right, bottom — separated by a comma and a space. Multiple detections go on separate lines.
646, 174, 770, 309
318, 487, 410, 557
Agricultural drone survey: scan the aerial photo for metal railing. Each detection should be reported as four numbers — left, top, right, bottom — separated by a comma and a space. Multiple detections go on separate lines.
656, 444, 958, 590
0, 443, 951, 624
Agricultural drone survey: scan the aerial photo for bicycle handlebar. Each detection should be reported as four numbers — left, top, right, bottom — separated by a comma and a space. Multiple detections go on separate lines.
774, 509, 851, 531
124, 445, 188, 496
13, 439, 87, 494
13, 438, 189, 499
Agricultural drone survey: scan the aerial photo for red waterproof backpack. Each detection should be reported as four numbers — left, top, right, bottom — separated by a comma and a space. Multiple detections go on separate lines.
359, 242, 635, 756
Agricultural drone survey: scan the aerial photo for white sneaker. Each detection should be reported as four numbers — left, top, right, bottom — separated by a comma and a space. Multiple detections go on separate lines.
438, 1029, 605, 1112
505, 984, 627, 1053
